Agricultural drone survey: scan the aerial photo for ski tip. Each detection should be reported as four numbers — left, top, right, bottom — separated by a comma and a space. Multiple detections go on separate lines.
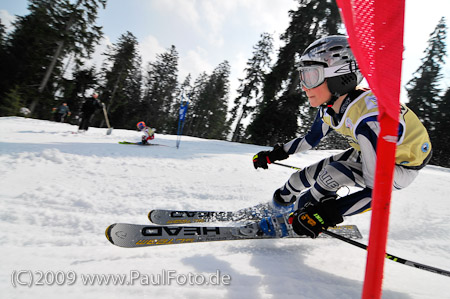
148, 210, 154, 222
105, 224, 116, 244
148, 210, 167, 224
148, 210, 162, 223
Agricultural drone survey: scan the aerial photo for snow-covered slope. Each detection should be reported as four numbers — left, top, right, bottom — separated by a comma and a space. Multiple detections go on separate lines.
1, 117, 449, 299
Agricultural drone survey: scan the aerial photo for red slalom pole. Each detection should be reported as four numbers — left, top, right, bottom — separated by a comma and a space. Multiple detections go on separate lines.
336, 0, 405, 297
362, 115, 399, 298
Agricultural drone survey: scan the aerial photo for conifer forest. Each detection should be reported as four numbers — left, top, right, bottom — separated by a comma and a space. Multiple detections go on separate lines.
0, 1, 448, 166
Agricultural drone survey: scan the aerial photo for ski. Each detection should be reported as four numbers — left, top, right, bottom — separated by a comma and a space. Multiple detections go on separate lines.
105, 223, 362, 248
149, 204, 278, 224
119, 141, 164, 146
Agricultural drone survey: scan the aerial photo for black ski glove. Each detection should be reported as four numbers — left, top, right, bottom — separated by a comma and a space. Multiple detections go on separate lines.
289, 197, 344, 238
253, 144, 289, 169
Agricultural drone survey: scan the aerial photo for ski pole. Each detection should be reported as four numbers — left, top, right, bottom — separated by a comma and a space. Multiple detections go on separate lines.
102, 103, 113, 135
323, 230, 450, 277
272, 162, 302, 171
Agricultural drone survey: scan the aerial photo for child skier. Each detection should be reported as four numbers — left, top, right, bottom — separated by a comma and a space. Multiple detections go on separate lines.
252, 35, 432, 238
137, 121, 156, 145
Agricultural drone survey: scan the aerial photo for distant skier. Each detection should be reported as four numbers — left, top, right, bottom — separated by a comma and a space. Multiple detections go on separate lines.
252, 35, 432, 238
54, 102, 71, 122
137, 121, 156, 144
78, 92, 103, 132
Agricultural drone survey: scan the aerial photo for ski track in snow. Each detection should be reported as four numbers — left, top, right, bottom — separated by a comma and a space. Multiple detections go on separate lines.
0, 117, 449, 299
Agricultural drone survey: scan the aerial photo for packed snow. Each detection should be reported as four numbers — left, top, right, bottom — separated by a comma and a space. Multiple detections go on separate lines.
1, 116, 449, 299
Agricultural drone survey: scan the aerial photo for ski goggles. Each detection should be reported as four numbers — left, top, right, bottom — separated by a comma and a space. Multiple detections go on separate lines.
299, 62, 358, 89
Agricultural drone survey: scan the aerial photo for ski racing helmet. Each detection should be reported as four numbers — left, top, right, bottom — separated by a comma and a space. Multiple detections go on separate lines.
137, 121, 146, 130
299, 35, 363, 101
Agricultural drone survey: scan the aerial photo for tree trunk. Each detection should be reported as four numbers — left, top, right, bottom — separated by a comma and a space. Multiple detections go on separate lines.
31, 0, 82, 114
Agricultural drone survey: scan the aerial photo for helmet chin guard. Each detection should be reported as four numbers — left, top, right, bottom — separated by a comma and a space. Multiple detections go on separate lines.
327, 73, 359, 96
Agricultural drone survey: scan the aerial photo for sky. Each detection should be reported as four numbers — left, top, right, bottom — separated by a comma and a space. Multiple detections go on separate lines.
1, 0, 450, 103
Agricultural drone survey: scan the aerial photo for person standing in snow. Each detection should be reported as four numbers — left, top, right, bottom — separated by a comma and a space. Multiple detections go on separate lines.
78, 92, 103, 132
54, 102, 71, 122
252, 35, 432, 238
137, 121, 156, 144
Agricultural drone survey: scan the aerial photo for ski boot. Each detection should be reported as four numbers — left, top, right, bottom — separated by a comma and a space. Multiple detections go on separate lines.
262, 189, 296, 216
